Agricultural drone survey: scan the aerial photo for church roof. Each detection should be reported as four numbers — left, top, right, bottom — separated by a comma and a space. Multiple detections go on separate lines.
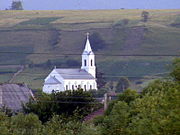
82, 33, 94, 55
55, 68, 95, 79
45, 76, 62, 84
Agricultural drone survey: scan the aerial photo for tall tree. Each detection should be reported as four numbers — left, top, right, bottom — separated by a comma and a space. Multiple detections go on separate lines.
23, 89, 97, 122
115, 77, 130, 93
141, 11, 149, 22
11, 1, 23, 10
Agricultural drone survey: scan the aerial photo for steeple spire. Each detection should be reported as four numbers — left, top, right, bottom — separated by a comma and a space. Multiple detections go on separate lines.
83, 33, 93, 54
81, 33, 96, 78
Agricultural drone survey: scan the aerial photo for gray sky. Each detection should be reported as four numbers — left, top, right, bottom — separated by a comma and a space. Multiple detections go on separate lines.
1, 0, 180, 10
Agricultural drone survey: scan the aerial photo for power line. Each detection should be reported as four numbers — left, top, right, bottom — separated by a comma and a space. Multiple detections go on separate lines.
0, 51, 179, 57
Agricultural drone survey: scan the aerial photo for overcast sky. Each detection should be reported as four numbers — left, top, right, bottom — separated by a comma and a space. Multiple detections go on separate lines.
1, 0, 180, 10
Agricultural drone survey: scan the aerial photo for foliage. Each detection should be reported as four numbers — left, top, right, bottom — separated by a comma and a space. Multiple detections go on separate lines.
0, 113, 101, 135
96, 69, 107, 89
11, 1, 23, 10
96, 80, 180, 135
115, 77, 130, 93
23, 89, 97, 122
117, 89, 139, 105
89, 88, 108, 98
0, 105, 13, 117
113, 19, 130, 27
170, 58, 180, 82
141, 11, 150, 22
94, 61, 180, 134
102, 101, 130, 135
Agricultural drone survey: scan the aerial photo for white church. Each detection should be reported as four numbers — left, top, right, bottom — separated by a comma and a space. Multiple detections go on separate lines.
43, 33, 97, 93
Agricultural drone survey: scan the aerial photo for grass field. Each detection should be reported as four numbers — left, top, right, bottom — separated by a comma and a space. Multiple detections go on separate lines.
0, 10, 179, 89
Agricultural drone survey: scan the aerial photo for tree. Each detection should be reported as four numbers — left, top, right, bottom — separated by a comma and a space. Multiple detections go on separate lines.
96, 69, 106, 89
115, 77, 130, 93
11, 1, 23, 10
141, 11, 149, 22
11, 113, 42, 135
170, 58, 180, 82
23, 89, 97, 122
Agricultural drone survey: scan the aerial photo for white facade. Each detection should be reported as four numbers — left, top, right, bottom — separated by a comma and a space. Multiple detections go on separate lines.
43, 33, 97, 94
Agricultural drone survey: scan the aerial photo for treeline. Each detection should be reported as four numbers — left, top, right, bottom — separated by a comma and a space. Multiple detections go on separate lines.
0, 58, 179, 135
93, 58, 180, 135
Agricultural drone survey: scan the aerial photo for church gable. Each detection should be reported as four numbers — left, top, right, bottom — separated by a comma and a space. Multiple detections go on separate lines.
44, 76, 61, 84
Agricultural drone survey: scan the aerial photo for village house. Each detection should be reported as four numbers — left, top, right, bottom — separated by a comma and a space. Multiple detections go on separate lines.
43, 33, 97, 93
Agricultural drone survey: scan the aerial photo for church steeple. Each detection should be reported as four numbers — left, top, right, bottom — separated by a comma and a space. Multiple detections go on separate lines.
82, 33, 94, 55
81, 33, 96, 78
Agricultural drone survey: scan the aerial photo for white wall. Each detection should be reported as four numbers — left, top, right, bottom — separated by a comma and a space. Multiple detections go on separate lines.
64, 79, 97, 91
43, 84, 64, 94
81, 54, 96, 78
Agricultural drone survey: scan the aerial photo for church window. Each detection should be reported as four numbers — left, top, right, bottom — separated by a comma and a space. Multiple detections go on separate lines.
84, 85, 86, 91
91, 59, 93, 66
84, 60, 87, 66
66, 85, 68, 90
90, 85, 92, 90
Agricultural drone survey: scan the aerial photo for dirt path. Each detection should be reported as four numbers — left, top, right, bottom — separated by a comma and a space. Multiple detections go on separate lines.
8, 65, 25, 83
84, 108, 104, 122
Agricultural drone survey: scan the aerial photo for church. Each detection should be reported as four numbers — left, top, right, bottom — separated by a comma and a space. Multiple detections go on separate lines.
43, 33, 97, 93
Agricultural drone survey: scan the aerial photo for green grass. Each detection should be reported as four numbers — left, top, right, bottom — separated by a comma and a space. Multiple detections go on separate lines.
13, 67, 50, 89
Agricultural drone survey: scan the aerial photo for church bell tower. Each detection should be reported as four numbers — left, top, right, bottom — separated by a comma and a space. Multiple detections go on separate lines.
81, 33, 96, 78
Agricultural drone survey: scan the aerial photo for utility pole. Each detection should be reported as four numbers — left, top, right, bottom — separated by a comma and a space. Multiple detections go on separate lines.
104, 93, 108, 110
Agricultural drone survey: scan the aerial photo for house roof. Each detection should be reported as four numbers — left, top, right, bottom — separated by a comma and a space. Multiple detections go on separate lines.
44, 76, 61, 84
0, 84, 34, 112
54, 68, 95, 79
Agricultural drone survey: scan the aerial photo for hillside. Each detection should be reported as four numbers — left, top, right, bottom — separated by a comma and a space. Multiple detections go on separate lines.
0, 10, 180, 89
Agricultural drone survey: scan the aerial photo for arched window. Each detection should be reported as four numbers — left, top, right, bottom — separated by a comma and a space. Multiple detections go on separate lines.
66, 85, 68, 90
84, 60, 87, 66
84, 85, 86, 91
72, 85, 74, 90
90, 85, 92, 90
91, 59, 93, 66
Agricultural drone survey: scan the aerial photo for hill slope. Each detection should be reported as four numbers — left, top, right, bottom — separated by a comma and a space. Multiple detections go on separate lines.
0, 10, 179, 89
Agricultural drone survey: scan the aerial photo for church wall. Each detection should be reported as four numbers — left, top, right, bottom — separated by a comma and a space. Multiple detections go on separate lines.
64, 79, 97, 91
81, 54, 96, 78
43, 84, 64, 94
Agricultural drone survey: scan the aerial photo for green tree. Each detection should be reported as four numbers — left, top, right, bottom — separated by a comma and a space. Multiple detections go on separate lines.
141, 11, 149, 22
11, 113, 42, 135
102, 101, 130, 135
129, 80, 180, 135
96, 69, 107, 89
170, 58, 180, 82
43, 115, 101, 135
11, 1, 23, 10
0, 112, 10, 135
23, 89, 97, 122
115, 77, 130, 93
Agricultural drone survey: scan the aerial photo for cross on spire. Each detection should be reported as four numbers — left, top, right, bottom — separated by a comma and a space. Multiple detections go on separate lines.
86, 32, 90, 39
